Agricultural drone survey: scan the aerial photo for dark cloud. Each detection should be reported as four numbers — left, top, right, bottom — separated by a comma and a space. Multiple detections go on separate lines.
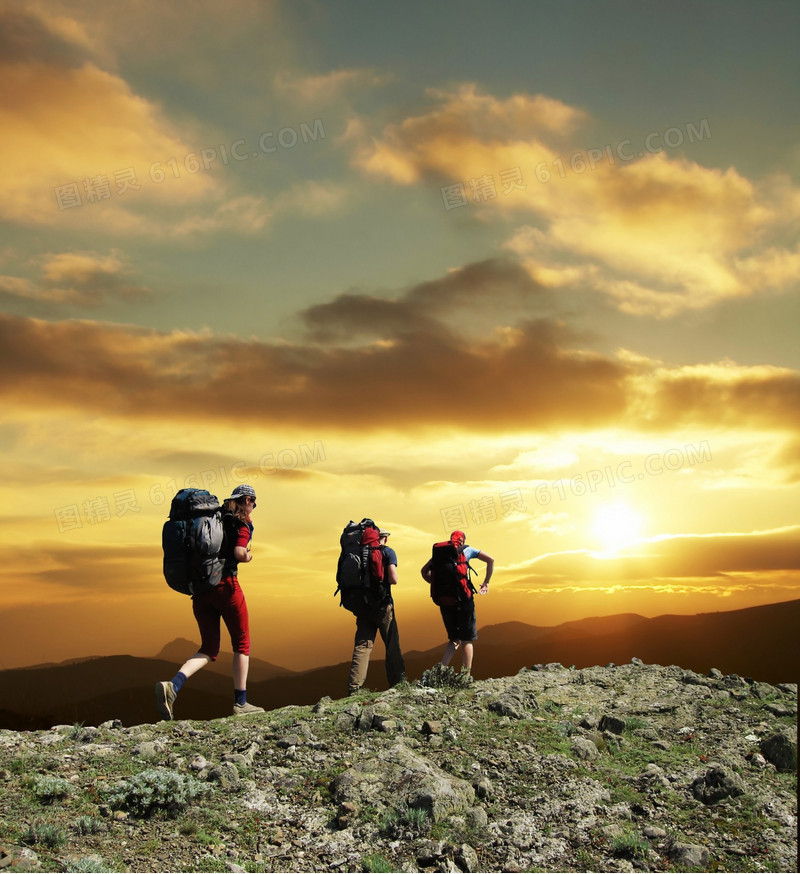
644, 368, 800, 429
302, 258, 551, 343
0, 258, 625, 430
1, 256, 798, 435
0, 7, 87, 68
0, 314, 625, 431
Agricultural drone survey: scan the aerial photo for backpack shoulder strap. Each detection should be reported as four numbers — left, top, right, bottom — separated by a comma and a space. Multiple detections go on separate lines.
221, 510, 240, 557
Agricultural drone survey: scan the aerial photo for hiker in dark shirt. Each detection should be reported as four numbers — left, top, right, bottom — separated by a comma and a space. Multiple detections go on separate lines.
156, 484, 265, 720
348, 528, 406, 694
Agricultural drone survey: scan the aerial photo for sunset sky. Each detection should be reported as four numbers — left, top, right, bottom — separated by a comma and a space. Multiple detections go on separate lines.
2, 0, 799, 674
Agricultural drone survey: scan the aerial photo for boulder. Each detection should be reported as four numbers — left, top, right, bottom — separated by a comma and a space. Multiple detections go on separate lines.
667, 840, 709, 869
599, 714, 626, 735
332, 742, 475, 822
760, 728, 797, 773
488, 690, 538, 720
208, 761, 240, 790
571, 737, 599, 761
690, 764, 745, 804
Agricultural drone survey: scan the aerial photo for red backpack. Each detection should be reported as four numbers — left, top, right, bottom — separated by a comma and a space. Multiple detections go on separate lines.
335, 518, 385, 611
429, 539, 475, 606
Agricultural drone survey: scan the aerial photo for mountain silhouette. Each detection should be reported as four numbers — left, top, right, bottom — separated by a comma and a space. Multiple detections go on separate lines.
153, 638, 297, 683
0, 599, 796, 730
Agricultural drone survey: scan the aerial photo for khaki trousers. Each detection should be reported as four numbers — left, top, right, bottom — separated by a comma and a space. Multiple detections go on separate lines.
348, 600, 406, 692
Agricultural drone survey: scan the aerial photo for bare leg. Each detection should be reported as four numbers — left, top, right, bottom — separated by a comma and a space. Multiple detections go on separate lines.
461, 642, 474, 671
179, 652, 212, 679
233, 652, 249, 690
441, 640, 458, 666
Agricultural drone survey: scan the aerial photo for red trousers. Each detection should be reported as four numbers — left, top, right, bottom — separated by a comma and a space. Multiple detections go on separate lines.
192, 577, 250, 658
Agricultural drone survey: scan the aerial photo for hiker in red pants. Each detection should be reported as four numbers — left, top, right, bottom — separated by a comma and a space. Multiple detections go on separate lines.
156, 484, 265, 719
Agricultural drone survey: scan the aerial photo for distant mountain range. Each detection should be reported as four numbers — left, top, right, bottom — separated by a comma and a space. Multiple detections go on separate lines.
1, 600, 796, 730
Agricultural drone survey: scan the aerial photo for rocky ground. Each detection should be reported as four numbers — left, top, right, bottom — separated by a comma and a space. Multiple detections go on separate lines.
0, 660, 796, 873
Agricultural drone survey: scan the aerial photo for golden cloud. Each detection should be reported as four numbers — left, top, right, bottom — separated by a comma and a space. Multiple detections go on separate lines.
355, 85, 799, 316
354, 83, 584, 184
274, 68, 390, 104
0, 541, 159, 608
511, 153, 792, 315
0, 7, 219, 227
506, 527, 800, 589
0, 249, 150, 307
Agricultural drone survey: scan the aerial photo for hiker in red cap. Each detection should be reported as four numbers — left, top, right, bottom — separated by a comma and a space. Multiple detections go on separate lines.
421, 530, 494, 674
347, 527, 406, 695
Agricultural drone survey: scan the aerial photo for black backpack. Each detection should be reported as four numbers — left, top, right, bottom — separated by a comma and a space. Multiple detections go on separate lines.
335, 518, 386, 611
162, 488, 226, 596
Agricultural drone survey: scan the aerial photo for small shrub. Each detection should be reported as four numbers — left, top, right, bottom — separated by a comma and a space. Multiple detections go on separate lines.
575, 847, 601, 870
64, 859, 114, 873
362, 853, 394, 873
73, 815, 105, 836
378, 807, 400, 832
611, 827, 650, 860
624, 716, 651, 733
195, 828, 218, 846
194, 860, 229, 873
102, 767, 210, 819
22, 819, 66, 849
380, 803, 431, 837
420, 663, 474, 689
32, 774, 74, 803
405, 805, 430, 831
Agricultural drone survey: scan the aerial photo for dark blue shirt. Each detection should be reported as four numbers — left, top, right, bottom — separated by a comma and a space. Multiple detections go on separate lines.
382, 545, 398, 571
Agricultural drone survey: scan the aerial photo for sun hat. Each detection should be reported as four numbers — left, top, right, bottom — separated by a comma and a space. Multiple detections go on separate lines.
378, 528, 391, 537
227, 484, 257, 501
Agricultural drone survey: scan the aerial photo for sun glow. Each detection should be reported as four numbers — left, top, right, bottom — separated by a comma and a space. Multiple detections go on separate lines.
592, 501, 644, 553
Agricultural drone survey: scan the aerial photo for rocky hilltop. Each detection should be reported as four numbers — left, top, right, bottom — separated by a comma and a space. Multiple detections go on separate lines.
0, 661, 796, 873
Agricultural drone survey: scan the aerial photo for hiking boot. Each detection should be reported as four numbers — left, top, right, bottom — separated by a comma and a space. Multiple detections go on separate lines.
233, 701, 265, 716
155, 681, 176, 720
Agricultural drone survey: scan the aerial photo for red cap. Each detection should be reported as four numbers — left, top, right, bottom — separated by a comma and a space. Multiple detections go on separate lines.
450, 530, 466, 543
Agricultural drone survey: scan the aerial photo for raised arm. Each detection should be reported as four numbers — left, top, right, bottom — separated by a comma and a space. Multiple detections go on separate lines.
474, 550, 494, 592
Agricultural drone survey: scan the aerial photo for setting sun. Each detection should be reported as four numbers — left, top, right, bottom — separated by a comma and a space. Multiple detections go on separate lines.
592, 501, 644, 553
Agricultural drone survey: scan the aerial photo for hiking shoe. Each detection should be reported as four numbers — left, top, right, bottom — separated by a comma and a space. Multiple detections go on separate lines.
155, 681, 176, 720
233, 701, 265, 716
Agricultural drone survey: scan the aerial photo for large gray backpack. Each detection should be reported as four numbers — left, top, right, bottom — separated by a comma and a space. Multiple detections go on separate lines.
162, 488, 225, 596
